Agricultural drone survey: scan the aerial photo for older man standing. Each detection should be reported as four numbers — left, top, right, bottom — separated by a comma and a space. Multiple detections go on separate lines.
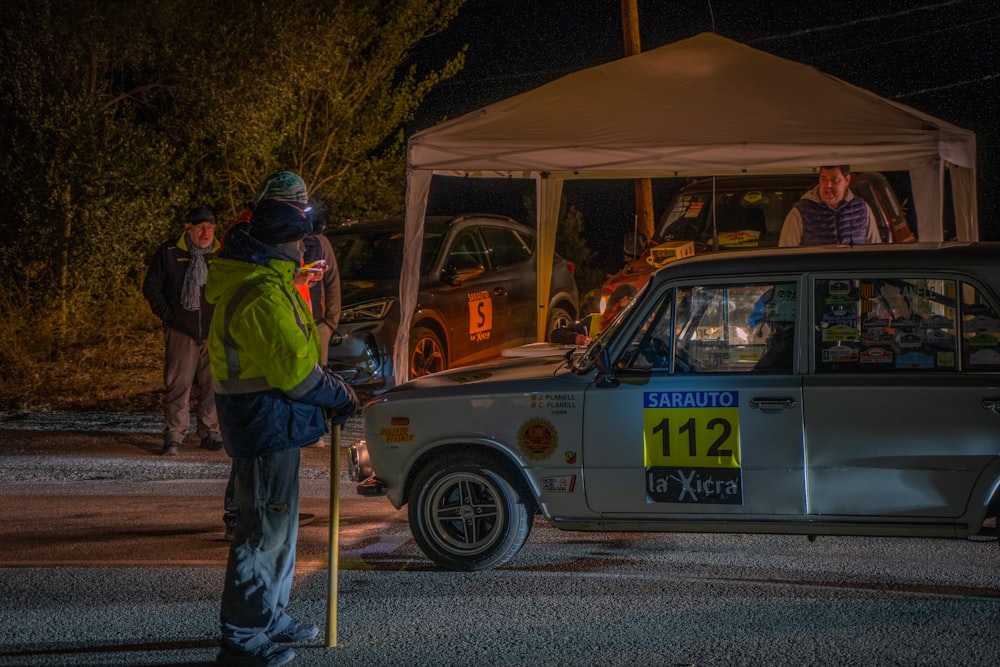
142, 206, 223, 456
778, 165, 882, 247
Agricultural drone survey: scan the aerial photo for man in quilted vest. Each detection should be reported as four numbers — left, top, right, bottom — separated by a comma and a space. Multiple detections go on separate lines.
778, 165, 882, 247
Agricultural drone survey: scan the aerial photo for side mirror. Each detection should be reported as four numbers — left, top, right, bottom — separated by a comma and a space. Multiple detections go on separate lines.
594, 345, 619, 388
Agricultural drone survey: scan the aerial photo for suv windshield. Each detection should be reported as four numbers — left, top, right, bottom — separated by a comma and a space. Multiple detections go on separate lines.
659, 184, 811, 249
330, 228, 445, 280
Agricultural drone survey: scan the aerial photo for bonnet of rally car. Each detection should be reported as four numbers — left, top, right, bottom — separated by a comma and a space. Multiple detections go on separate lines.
383, 353, 573, 394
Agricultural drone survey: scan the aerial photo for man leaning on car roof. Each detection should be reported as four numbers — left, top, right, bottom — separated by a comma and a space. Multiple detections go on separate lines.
778, 165, 882, 247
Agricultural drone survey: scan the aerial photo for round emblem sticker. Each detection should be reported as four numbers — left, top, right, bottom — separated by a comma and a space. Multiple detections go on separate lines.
518, 417, 558, 461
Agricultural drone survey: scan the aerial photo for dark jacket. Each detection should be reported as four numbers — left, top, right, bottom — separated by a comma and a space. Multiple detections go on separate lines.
302, 233, 342, 330
142, 233, 221, 343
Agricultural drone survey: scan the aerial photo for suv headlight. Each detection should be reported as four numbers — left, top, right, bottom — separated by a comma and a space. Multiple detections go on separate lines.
340, 298, 395, 323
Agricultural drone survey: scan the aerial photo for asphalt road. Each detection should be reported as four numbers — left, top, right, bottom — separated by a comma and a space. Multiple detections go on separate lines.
1, 419, 999, 666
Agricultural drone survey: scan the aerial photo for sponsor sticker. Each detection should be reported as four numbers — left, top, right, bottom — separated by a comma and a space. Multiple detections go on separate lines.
541, 475, 576, 492
467, 290, 493, 342
642, 391, 743, 505
517, 417, 558, 461
379, 426, 414, 445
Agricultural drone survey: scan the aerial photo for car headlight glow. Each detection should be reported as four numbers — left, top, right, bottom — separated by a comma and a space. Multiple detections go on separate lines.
340, 298, 395, 323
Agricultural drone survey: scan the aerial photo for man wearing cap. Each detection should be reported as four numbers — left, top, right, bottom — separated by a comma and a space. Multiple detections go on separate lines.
142, 205, 223, 456
206, 198, 358, 667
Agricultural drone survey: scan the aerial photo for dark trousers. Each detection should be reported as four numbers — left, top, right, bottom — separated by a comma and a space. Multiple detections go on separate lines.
220, 448, 301, 651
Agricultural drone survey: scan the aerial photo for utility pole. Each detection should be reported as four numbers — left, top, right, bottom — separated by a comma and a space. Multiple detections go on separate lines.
621, 0, 656, 243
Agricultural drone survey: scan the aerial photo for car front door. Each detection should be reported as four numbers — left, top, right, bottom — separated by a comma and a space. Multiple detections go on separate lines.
436, 227, 510, 364
582, 278, 807, 517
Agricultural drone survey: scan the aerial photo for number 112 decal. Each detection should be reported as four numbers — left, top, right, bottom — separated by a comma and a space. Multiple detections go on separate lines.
642, 391, 743, 504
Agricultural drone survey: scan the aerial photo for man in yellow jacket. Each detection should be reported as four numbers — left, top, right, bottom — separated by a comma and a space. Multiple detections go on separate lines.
206, 198, 357, 667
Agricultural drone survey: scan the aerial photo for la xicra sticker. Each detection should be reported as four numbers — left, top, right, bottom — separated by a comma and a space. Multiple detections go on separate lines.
517, 417, 558, 461
467, 290, 493, 342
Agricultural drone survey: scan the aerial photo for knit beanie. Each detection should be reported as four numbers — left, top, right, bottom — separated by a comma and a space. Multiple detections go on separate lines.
249, 199, 311, 245
253, 171, 308, 206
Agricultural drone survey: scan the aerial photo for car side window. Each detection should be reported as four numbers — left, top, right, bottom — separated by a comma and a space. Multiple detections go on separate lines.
619, 282, 793, 373
961, 281, 1000, 370
674, 283, 794, 373
480, 227, 531, 267
446, 230, 489, 271
814, 277, 960, 372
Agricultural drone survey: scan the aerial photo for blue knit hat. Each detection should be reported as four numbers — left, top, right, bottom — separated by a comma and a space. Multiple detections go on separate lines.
253, 171, 308, 206
249, 199, 311, 245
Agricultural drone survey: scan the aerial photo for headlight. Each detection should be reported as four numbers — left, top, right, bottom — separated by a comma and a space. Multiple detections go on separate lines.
341, 298, 395, 323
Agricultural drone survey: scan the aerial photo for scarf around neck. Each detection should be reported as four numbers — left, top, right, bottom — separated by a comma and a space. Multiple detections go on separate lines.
181, 239, 211, 311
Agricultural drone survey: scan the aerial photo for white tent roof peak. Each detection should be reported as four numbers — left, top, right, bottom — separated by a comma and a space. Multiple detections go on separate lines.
409, 32, 975, 178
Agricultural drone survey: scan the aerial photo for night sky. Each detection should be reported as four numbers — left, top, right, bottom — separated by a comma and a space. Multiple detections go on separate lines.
409, 0, 999, 271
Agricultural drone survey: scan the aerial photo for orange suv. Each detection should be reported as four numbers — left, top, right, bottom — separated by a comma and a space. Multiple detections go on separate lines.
597, 173, 914, 324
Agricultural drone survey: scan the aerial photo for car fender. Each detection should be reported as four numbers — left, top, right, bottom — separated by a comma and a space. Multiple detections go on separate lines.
547, 291, 578, 317
409, 307, 451, 358
399, 437, 538, 511
964, 455, 1000, 533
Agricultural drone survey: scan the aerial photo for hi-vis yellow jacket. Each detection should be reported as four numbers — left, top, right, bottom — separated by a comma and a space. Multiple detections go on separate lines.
205, 231, 357, 457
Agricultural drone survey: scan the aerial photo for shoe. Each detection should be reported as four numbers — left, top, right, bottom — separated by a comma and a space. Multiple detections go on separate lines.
200, 434, 224, 451
162, 442, 180, 456
217, 640, 294, 667
271, 620, 319, 643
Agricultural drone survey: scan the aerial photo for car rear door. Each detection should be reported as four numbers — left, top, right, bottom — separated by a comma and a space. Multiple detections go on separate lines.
582, 277, 807, 517
803, 273, 1000, 519
478, 225, 537, 346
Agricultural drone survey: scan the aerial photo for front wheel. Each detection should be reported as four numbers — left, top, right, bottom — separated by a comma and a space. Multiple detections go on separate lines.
408, 455, 533, 571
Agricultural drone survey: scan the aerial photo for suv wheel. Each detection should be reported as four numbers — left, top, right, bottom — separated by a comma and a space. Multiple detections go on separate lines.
409, 326, 445, 378
546, 306, 573, 341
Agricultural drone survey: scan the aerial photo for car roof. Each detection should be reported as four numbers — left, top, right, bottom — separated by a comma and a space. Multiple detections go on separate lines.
649, 242, 1000, 286
329, 213, 533, 236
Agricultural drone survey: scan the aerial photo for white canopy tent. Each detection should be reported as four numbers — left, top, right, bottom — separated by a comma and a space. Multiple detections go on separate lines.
395, 32, 977, 385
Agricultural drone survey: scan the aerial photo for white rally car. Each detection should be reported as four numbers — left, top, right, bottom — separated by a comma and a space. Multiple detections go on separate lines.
354, 243, 1000, 571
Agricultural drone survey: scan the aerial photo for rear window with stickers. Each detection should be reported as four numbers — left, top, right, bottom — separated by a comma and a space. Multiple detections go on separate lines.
813, 277, 1000, 372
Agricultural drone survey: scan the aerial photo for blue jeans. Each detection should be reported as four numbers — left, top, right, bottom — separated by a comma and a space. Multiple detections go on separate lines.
220, 448, 301, 651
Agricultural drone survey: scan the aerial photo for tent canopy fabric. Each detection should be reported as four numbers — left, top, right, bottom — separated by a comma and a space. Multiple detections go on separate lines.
395, 32, 977, 385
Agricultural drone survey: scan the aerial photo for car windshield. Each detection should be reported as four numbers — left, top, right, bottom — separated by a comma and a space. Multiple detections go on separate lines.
329, 228, 445, 280
572, 282, 646, 373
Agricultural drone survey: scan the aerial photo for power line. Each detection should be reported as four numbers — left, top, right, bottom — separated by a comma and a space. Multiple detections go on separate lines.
894, 72, 999, 99
750, 0, 965, 43
809, 14, 999, 59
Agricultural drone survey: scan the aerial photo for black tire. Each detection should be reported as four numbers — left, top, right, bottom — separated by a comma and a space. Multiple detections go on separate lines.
409, 326, 445, 378
546, 305, 574, 341
408, 455, 533, 571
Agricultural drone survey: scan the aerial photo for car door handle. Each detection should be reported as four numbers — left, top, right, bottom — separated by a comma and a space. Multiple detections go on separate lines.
750, 397, 797, 412
982, 398, 1000, 415
493, 287, 508, 297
